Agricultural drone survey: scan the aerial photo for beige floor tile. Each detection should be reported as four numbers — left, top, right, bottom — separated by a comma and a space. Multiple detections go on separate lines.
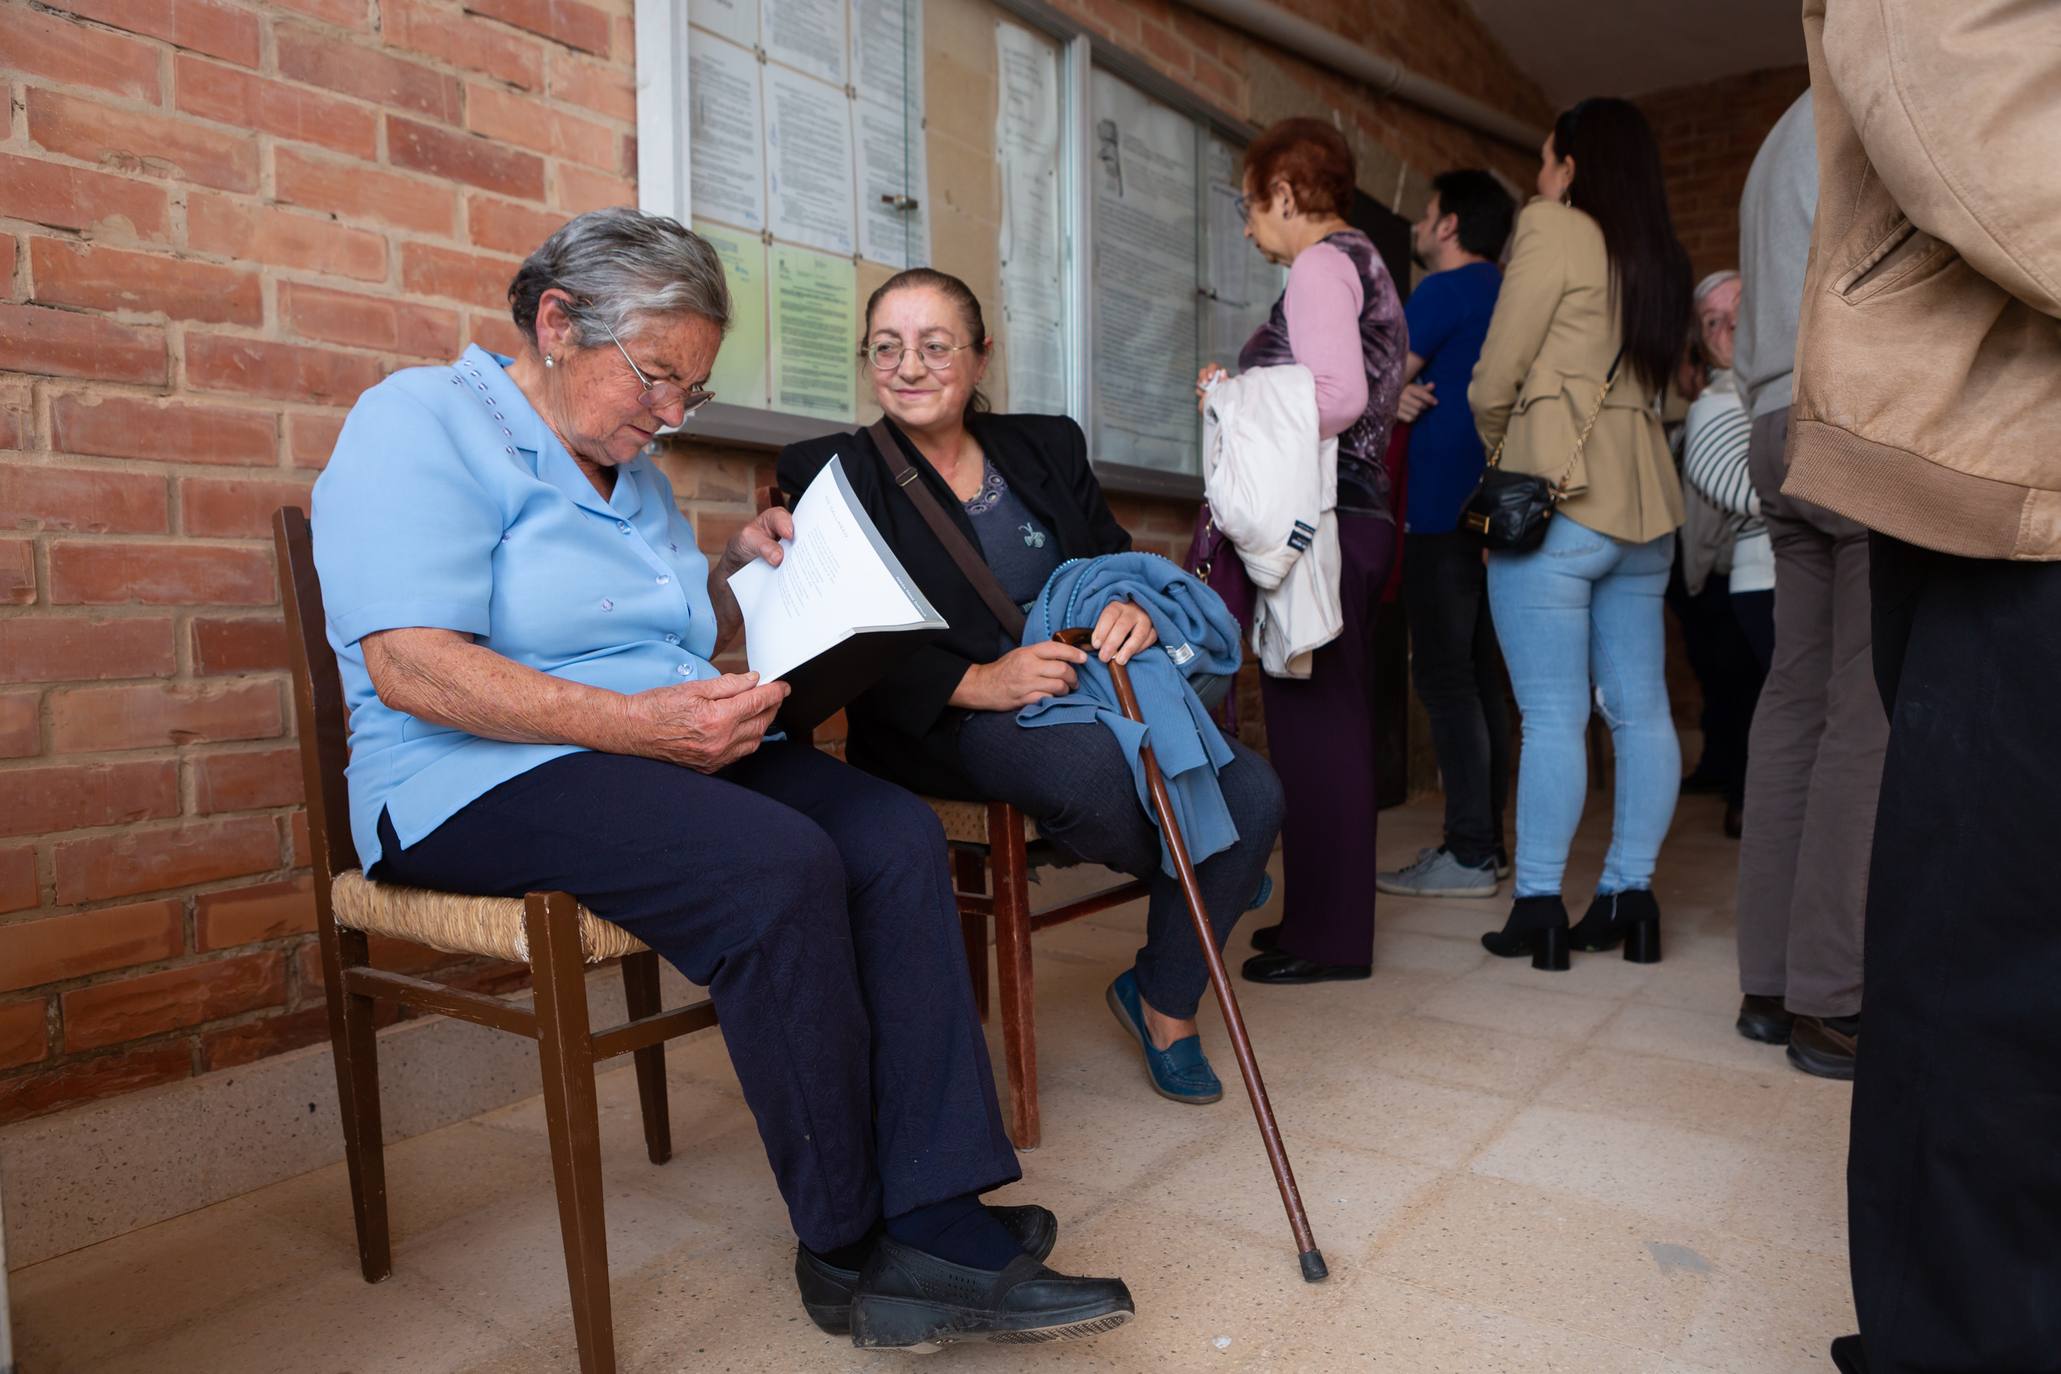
1468, 1104, 1765, 1229
1370, 928, 1493, 976
1287, 1059, 1521, 1169
1633, 953, 1758, 1015
1353, 1012, 1583, 1098
1367, 1173, 1724, 1350
1129, 1134, 1442, 1257
1468, 939, 1661, 998
1598, 1002, 1792, 1073
1416, 976, 1625, 1041
1718, 1141, 1850, 1259
1536, 1047, 1792, 1144
1675, 1238, 1856, 1373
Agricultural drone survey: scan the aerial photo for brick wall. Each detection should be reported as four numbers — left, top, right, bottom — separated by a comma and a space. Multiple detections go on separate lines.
1638, 64, 1812, 281
0, 0, 1545, 1124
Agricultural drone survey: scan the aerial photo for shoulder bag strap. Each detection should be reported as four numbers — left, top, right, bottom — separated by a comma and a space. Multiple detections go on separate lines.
869, 418, 1029, 642
1483, 348, 1625, 487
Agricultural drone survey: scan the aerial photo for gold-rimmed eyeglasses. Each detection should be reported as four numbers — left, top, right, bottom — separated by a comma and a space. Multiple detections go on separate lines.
600, 319, 715, 417
860, 339, 976, 373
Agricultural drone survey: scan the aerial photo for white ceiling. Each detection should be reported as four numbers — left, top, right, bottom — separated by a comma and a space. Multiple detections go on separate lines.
1459, 0, 1808, 108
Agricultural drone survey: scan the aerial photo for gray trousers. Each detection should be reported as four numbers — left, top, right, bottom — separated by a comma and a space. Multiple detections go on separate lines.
1734, 407, 1888, 1018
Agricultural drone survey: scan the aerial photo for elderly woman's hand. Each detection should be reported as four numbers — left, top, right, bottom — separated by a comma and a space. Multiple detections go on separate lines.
1090, 599, 1158, 666
625, 672, 790, 772
719, 506, 795, 579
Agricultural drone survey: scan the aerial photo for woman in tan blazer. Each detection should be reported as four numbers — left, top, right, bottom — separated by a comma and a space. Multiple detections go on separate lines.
1469, 98, 1692, 970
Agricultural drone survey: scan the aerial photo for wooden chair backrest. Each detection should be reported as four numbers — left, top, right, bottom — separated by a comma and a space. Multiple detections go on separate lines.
274, 507, 360, 879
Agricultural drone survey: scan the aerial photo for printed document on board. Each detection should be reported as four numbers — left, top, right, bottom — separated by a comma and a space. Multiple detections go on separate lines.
726, 456, 946, 729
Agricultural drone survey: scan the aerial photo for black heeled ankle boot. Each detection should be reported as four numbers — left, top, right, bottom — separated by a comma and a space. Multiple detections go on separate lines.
1568, 889, 1662, 963
1480, 895, 1570, 971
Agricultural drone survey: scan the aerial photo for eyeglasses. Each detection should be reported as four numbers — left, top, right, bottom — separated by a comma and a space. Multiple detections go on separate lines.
601, 320, 715, 417
861, 339, 977, 372
1233, 193, 1253, 220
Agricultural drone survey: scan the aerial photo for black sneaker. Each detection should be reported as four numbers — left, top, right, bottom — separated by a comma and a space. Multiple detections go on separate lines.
1736, 994, 1794, 1045
848, 1236, 1134, 1349
1787, 1014, 1858, 1080
796, 1205, 1057, 1334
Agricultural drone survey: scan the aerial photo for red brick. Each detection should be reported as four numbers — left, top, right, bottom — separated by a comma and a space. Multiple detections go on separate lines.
27, 238, 261, 326
7, 7, 163, 103
1137, 18, 1192, 76
0, 1042, 191, 1124
466, 84, 617, 168
192, 616, 289, 674
0, 900, 185, 993
52, 0, 262, 66
174, 55, 380, 161
0, 760, 179, 838
387, 115, 546, 199
195, 746, 304, 814
469, 312, 528, 358
0, 303, 166, 386
195, 873, 314, 949
467, 194, 565, 257
50, 680, 282, 752
275, 26, 463, 125
401, 241, 521, 311
178, 477, 315, 540
0, 693, 37, 759
26, 89, 259, 195
267, 0, 374, 28
53, 814, 280, 904
1191, 51, 1241, 111
385, 0, 545, 90
47, 542, 275, 608
201, 1004, 340, 1070
2, 540, 36, 606
555, 163, 634, 214
287, 411, 347, 470
547, 49, 634, 122
51, 394, 278, 467
62, 950, 285, 1050
279, 282, 460, 360
0, 1000, 49, 1071
0, 617, 177, 685
184, 193, 388, 284
0, 382, 29, 452
0, 848, 37, 913
464, 0, 611, 55
273, 146, 459, 237
290, 808, 312, 867
187, 335, 387, 408
0, 463, 170, 535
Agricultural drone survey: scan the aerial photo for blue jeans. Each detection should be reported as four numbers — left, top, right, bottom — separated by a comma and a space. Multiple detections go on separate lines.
1487, 514, 1680, 898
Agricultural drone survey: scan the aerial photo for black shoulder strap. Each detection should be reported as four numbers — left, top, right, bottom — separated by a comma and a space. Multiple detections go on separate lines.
868, 418, 1028, 642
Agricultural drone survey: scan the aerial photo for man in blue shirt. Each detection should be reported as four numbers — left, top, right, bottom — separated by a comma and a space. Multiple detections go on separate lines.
1378, 170, 1518, 898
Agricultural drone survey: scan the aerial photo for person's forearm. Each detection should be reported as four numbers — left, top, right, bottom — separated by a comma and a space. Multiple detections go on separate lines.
946, 662, 989, 711
706, 565, 744, 652
365, 629, 639, 755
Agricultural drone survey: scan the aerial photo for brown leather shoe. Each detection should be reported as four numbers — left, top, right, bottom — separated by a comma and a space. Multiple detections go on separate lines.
1787, 1014, 1858, 1080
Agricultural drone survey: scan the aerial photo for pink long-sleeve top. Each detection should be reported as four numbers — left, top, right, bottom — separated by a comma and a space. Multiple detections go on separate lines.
1282, 241, 1370, 440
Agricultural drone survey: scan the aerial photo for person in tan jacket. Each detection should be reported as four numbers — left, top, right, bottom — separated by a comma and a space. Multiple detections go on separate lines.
1468, 97, 1692, 972
1788, 3, 2061, 1372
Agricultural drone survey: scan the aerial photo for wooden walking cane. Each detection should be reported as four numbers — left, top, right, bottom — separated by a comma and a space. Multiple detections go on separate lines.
1054, 628, 1328, 1282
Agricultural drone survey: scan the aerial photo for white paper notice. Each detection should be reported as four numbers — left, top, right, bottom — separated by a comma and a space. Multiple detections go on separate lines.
1202, 133, 1283, 369
996, 22, 1067, 415
762, 0, 846, 85
726, 455, 942, 684
852, 101, 930, 268
688, 35, 767, 233
690, 0, 757, 49
852, 0, 922, 115
765, 64, 856, 257
1091, 70, 1199, 472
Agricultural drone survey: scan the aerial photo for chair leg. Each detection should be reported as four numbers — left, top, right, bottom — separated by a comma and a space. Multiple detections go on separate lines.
953, 849, 991, 1022
320, 922, 391, 1283
527, 893, 616, 1374
988, 804, 1040, 1151
620, 951, 671, 1166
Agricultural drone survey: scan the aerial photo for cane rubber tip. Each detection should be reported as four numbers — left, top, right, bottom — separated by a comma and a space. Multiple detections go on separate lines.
1299, 1249, 1329, 1283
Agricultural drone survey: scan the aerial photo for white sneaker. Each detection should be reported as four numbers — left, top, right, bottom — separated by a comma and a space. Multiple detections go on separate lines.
1375, 847, 1500, 898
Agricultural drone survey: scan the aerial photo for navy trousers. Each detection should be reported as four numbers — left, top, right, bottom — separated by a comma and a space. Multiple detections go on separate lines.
372, 744, 1020, 1252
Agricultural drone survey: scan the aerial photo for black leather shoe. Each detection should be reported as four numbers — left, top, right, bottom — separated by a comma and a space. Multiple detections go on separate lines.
1567, 888, 1661, 962
1249, 922, 1281, 952
1481, 894, 1570, 970
1736, 994, 1794, 1045
1787, 1014, 1858, 1080
796, 1205, 1057, 1335
848, 1236, 1134, 1349
1239, 949, 1370, 984
1829, 1334, 1868, 1373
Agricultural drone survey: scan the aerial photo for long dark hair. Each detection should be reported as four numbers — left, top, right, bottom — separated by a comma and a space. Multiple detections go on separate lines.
1553, 99, 1692, 395
863, 268, 991, 423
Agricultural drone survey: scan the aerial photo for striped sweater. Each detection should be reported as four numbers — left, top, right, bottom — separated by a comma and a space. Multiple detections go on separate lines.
1683, 372, 1773, 593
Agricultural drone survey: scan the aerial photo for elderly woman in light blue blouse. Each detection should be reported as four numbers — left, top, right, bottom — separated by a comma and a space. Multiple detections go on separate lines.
311, 209, 1131, 1351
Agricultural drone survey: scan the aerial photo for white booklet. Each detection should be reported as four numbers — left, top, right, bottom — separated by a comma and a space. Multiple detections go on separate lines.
726, 454, 946, 729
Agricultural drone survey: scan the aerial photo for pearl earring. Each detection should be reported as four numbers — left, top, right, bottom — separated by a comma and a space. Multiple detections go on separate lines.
544, 353, 555, 368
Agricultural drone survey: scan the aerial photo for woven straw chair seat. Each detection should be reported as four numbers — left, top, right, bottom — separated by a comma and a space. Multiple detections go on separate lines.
925, 797, 1042, 847
329, 869, 648, 966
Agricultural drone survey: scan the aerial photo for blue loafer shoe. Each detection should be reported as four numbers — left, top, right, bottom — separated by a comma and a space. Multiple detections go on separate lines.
1106, 969, 1222, 1105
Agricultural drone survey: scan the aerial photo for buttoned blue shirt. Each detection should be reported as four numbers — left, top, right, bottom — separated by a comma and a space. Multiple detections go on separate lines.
311, 345, 721, 872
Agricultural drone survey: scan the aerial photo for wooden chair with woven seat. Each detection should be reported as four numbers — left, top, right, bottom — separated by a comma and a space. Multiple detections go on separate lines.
275, 507, 717, 1374
754, 486, 1147, 1149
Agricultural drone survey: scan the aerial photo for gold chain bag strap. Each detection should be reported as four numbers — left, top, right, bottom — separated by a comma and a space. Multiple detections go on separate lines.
1462, 349, 1622, 552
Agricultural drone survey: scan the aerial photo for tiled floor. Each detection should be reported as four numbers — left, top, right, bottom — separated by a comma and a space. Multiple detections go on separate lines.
11, 791, 1856, 1372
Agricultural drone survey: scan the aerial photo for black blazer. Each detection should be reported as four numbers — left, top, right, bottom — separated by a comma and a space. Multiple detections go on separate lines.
778, 412, 1130, 798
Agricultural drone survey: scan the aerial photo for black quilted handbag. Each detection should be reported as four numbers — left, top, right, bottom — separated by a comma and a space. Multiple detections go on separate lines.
1463, 351, 1621, 552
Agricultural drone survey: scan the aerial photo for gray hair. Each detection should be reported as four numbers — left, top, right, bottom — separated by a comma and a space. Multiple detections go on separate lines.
1693, 269, 1740, 306
507, 208, 730, 349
